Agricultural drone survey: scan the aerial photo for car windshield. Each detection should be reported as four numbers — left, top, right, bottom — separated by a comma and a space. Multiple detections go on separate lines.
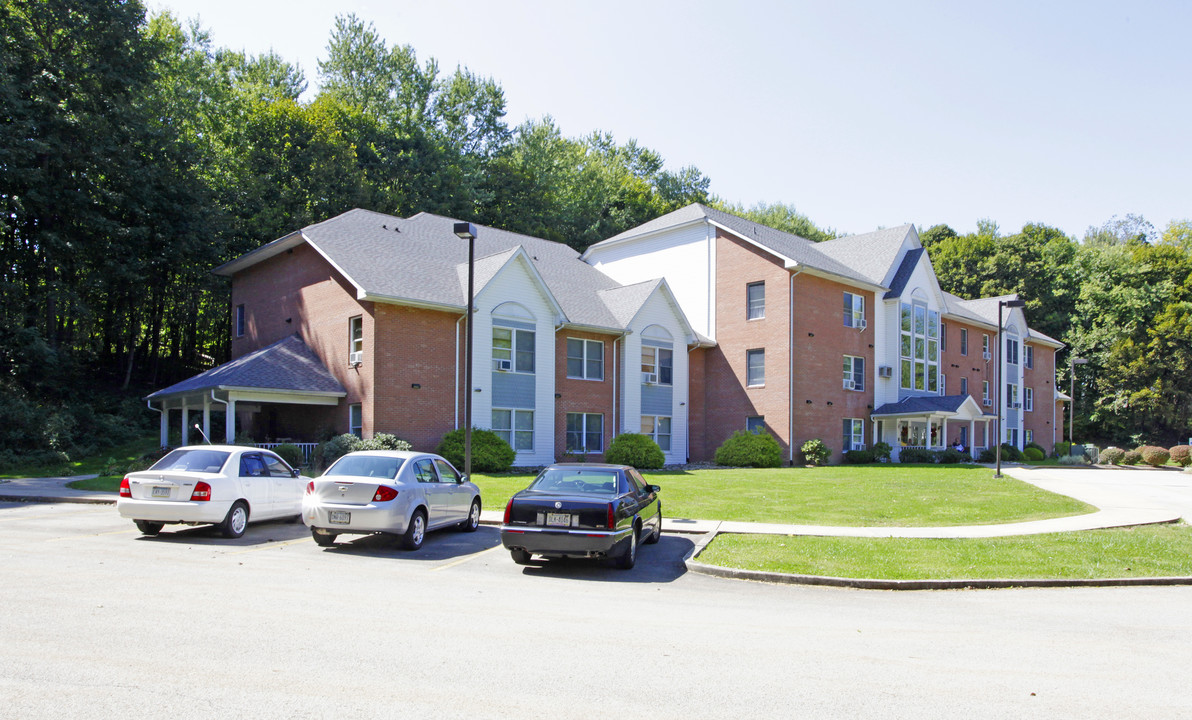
528, 468, 620, 495
150, 449, 231, 473
324, 455, 405, 480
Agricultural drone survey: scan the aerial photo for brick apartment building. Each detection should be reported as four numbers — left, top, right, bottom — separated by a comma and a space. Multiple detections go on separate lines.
148, 204, 1064, 465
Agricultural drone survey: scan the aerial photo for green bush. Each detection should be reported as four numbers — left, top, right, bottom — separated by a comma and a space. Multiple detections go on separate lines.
1054, 441, 1072, 457
272, 443, 304, 468
1139, 446, 1170, 467
604, 433, 666, 469
314, 434, 359, 470
714, 431, 782, 468
1023, 447, 1045, 462
1169, 445, 1192, 467
871, 441, 892, 463
843, 449, 874, 464
800, 438, 830, 466
1058, 454, 1089, 466
978, 447, 996, 463
356, 432, 412, 452
1099, 447, 1125, 465
999, 443, 1023, 462
937, 448, 967, 464
899, 447, 936, 464
436, 428, 516, 473
1121, 450, 1142, 466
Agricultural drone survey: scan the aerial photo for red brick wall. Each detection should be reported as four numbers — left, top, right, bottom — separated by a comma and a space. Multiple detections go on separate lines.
789, 273, 874, 463
553, 330, 619, 461
939, 319, 995, 406
687, 347, 708, 460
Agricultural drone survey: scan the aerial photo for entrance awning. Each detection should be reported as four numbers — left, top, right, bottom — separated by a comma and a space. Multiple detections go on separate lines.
871, 394, 993, 422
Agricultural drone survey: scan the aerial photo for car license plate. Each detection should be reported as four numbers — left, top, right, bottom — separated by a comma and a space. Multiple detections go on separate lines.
546, 512, 570, 527
151, 486, 170, 498
329, 511, 350, 524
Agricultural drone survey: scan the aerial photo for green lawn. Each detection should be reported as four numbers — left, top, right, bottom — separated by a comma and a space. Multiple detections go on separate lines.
696, 524, 1192, 579
2, 436, 162, 483
473, 465, 1093, 527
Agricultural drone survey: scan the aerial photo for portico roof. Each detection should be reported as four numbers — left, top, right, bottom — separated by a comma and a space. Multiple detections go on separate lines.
871, 394, 994, 421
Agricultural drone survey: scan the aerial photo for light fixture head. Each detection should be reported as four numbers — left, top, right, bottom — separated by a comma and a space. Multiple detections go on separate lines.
453, 222, 477, 240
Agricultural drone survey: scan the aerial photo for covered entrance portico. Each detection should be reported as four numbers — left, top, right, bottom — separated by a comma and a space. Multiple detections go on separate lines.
871, 394, 994, 461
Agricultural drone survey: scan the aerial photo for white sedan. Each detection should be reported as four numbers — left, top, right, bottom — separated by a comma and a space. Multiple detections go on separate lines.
303, 450, 481, 550
117, 445, 304, 538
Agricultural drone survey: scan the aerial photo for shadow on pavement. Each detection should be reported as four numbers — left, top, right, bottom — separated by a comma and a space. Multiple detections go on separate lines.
315, 525, 503, 561
510, 534, 695, 584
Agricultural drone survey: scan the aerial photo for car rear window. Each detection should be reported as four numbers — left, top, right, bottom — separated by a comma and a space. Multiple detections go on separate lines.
150, 449, 231, 473
324, 455, 405, 480
528, 468, 620, 495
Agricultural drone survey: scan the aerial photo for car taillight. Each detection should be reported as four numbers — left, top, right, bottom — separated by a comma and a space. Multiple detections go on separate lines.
606, 502, 616, 530
305, 481, 314, 495
119, 477, 131, 498
190, 481, 212, 501
373, 486, 398, 502
503, 498, 514, 524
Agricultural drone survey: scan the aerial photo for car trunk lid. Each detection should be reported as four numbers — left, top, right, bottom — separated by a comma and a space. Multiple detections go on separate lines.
124, 471, 210, 502
507, 492, 614, 529
309, 477, 395, 506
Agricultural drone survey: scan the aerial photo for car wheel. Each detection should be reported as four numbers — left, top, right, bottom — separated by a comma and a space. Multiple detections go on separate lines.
615, 526, 639, 569
510, 548, 531, 565
134, 520, 164, 536
460, 499, 481, 532
311, 528, 336, 547
645, 507, 662, 545
402, 509, 426, 550
219, 501, 249, 539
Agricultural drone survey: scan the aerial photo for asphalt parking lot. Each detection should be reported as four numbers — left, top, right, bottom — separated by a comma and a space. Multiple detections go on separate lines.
4, 499, 1192, 719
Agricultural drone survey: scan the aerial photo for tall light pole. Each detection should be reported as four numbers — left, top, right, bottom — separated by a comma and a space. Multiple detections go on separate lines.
453, 222, 478, 480
995, 298, 1025, 478
1069, 356, 1088, 447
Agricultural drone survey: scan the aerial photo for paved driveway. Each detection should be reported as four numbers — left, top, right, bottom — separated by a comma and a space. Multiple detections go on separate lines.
1004, 465, 1192, 522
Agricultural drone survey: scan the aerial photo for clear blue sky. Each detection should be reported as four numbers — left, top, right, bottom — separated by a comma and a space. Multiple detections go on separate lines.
149, 0, 1190, 239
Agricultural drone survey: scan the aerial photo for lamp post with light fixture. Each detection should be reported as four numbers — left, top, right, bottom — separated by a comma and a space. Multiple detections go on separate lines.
1069, 356, 1088, 447
995, 298, 1025, 478
453, 222, 478, 480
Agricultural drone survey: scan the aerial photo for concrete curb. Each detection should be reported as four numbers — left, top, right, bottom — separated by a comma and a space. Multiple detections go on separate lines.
0, 494, 114, 505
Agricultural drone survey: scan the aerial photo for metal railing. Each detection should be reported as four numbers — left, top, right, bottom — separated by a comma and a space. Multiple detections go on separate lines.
255, 442, 318, 466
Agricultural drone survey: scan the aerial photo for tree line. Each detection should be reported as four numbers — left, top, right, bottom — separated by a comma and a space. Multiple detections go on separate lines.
0, 0, 1187, 463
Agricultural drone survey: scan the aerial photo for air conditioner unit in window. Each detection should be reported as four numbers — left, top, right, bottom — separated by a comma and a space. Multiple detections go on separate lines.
843, 379, 856, 390
494, 359, 512, 372
348, 351, 363, 367
983, 351, 992, 361
851, 443, 867, 452
877, 365, 893, 378
982, 398, 992, 407
1012, 402, 1022, 409
643, 372, 658, 385
856, 318, 867, 330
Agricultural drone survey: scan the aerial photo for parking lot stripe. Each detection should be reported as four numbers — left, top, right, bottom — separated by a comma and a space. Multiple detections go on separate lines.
226, 537, 314, 555
0, 508, 111, 522
431, 544, 504, 572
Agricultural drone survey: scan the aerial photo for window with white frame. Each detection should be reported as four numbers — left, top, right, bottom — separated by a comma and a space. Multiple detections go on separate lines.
982, 380, 991, 405
1025, 429, 1034, 445
565, 413, 603, 453
234, 304, 246, 338
1007, 383, 1019, 409
1025, 387, 1034, 412
1006, 428, 1019, 446
492, 409, 534, 451
982, 334, 990, 358
940, 373, 946, 395
842, 419, 864, 452
960, 328, 968, 355
747, 282, 765, 320
1006, 337, 1019, 365
746, 349, 765, 387
566, 338, 603, 380
843, 292, 865, 328
899, 302, 939, 392
349, 316, 363, 363
1026, 345, 1034, 369
641, 415, 671, 451
493, 326, 535, 373
746, 416, 765, 433
641, 346, 673, 385
349, 404, 362, 438
941, 322, 948, 351
960, 377, 968, 396
843, 355, 864, 391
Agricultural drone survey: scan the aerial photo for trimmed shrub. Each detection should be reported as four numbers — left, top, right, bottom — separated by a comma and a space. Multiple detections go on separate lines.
937, 448, 967, 464
800, 439, 831, 466
605, 433, 666, 469
871, 441, 892, 463
1169, 445, 1192, 467
273, 443, 304, 468
843, 449, 874, 464
1099, 447, 1125, 465
1025, 441, 1046, 455
714, 431, 782, 468
1054, 441, 1072, 458
978, 447, 996, 463
356, 433, 412, 452
436, 428, 516, 473
1121, 450, 1142, 466
999, 443, 1023, 462
1139, 445, 1170, 467
1023, 447, 1045, 462
899, 447, 936, 464
1058, 454, 1089, 466
314, 434, 359, 470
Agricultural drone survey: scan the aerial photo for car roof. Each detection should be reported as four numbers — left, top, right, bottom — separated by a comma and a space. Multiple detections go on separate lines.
544, 463, 630, 471
339, 450, 428, 459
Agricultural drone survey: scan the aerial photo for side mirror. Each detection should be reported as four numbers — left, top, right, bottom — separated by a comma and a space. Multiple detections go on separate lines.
292, 468, 301, 478
459, 474, 468, 484
650, 485, 661, 493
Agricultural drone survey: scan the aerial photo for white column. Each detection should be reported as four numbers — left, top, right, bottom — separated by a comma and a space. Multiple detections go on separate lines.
225, 398, 236, 444
942, 418, 949, 449
202, 396, 211, 444
159, 406, 169, 448
181, 404, 189, 446
969, 419, 976, 459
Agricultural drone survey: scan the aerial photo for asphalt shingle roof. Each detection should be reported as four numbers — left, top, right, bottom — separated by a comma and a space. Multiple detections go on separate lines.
817, 225, 914, 287
872, 394, 991, 417
147, 335, 346, 399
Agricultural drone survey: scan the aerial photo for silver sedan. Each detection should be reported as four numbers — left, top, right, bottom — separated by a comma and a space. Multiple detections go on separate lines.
302, 450, 481, 550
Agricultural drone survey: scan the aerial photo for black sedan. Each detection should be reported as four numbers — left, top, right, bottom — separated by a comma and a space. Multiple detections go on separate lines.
500, 463, 661, 569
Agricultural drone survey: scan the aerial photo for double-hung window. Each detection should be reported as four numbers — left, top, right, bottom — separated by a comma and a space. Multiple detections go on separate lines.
566, 338, 603, 380
565, 413, 603, 454
234, 305, 246, 338
747, 282, 765, 320
982, 334, 990, 359
641, 416, 672, 451
843, 292, 865, 328
493, 409, 534, 451
1025, 345, 1034, 369
1025, 387, 1034, 412
349, 404, 362, 438
843, 355, 864, 391
982, 381, 991, 406
1007, 383, 1019, 409
746, 349, 765, 387
348, 316, 363, 365
960, 377, 968, 396
842, 419, 864, 452
493, 327, 535, 373
1006, 338, 1019, 365
960, 328, 968, 355
641, 346, 673, 385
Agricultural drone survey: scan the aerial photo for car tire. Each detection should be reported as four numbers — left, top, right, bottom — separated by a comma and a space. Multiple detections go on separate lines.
615, 526, 638, 570
460, 499, 481, 532
645, 507, 662, 545
134, 520, 164, 536
402, 509, 426, 550
311, 528, 336, 547
510, 548, 531, 565
219, 501, 249, 539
